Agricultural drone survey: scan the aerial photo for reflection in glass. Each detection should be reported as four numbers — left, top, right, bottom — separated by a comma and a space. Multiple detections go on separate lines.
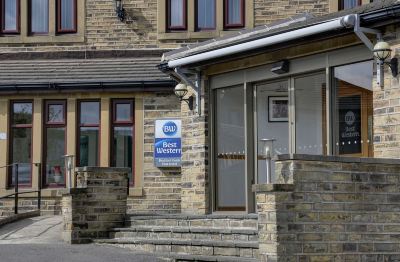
216, 86, 245, 210
295, 73, 326, 155
13, 103, 32, 125
48, 104, 64, 123
45, 128, 65, 185
80, 102, 100, 125
60, 0, 74, 30
112, 127, 133, 182
11, 128, 32, 185
256, 81, 289, 184
226, 0, 242, 25
79, 127, 99, 167
333, 61, 373, 157
30, 0, 49, 33
169, 0, 185, 28
197, 0, 215, 29
342, 0, 359, 9
4, 0, 18, 31
115, 103, 131, 122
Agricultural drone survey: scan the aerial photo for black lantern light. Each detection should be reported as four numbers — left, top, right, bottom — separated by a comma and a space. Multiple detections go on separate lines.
174, 83, 194, 110
115, 0, 126, 22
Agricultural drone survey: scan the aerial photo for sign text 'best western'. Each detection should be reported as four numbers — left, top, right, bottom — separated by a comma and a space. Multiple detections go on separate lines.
154, 119, 182, 167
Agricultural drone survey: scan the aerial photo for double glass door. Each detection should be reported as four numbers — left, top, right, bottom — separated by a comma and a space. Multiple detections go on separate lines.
214, 63, 373, 212
214, 75, 325, 211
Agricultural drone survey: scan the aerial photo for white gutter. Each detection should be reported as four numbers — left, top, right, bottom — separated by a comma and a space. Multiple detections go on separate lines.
168, 14, 357, 68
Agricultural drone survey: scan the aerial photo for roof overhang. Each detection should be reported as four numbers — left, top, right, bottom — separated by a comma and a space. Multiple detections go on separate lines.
162, 1, 400, 72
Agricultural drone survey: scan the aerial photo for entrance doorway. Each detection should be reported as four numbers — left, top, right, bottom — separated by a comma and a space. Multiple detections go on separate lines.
212, 61, 374, 213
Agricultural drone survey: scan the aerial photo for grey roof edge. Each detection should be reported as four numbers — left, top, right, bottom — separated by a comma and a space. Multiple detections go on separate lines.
0, 80, 176, 94
0, 49, 173, 61
163, 0, 400, 63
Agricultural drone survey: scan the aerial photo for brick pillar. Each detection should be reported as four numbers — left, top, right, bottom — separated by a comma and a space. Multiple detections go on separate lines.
62, 167, 129, 244
253, 184, 295, 262
180, 85, 209, 215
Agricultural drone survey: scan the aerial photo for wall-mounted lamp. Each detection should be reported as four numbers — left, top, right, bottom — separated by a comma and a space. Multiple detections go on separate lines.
114, 0, 126, 22
271, 60, 289, 74
174, 83, 194, 110
373, 41, 398, 88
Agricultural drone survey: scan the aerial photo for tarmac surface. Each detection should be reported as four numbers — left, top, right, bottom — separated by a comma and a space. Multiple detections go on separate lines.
0, 216, 165, 262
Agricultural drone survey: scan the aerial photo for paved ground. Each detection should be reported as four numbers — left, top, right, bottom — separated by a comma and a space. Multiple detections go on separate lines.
0, 216, 165, 262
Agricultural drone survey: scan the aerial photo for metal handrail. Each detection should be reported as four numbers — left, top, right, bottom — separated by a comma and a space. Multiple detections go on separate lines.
0, 163, 42, 215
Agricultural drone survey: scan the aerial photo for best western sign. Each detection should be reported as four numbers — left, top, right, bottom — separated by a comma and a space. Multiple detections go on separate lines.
154, 119, 182, 167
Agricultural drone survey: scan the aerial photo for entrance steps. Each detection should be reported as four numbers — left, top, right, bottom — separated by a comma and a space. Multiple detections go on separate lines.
95, 213, 259, 261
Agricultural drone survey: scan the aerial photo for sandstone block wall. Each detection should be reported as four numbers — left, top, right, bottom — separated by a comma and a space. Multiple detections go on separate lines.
373, 24, 400, 158
0, 0, 334, 53
255, 155, 400, 262
62, 167, 129, 244
180, 84, 209, 215
127, 93, 182, 214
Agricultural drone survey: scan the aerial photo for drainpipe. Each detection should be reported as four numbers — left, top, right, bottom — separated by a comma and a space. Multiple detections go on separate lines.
168, 14, 358, 68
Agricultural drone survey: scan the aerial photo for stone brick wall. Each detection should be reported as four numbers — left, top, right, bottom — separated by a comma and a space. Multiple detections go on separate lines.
62, 167, 129, 244
373, 24, 400, 158
255, 154, 400, 262
0, 197, 62, 216
0, 0, 334, 53
254, 0, 330, 26
127, 93, 182, 214
180, 84, 209, 215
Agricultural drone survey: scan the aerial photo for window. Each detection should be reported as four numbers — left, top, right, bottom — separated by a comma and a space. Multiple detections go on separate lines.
9, 101, 33, 187
29, 0, 49, 34
196, 0, 215, 30
57, 0, 76, 33
77, 101, 100, 167
167, 0, 186, 30
111, 100, 135, 185
333, 61, 373, 157
43, 100, 66, 187
1, 0, 20, 34
339, 0, 361, 10
224, 0, 244, 28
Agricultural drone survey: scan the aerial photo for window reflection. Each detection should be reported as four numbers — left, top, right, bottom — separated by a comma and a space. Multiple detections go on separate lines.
334, 61, 374, 157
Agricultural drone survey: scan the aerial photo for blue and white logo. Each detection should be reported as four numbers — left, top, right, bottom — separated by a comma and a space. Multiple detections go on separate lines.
154, 119, 182, 167
162, 121, 178, 136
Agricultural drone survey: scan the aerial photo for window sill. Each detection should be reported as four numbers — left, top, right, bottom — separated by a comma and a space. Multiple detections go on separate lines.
0, 35, 84, 44
158, 30, 241, 40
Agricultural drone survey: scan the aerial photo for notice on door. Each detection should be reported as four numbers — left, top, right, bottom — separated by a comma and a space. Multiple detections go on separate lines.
154, 119, 182, 167
339, 95, 362, 155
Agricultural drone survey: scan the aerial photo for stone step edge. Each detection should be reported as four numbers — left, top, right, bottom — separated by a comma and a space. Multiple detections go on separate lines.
126, 213, 258, 221
95, 247, 257, 262
155, 252, 258, 262
111, 226, 258, 235
94, 238, 259, 249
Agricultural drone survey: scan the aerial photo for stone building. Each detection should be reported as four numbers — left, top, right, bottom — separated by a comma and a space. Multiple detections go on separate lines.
0, 0, 365, 215
3, 0, 400, 261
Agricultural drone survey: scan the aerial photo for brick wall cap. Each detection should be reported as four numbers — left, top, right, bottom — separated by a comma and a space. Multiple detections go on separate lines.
276, 154, 400, 165
252, 184, 294, 192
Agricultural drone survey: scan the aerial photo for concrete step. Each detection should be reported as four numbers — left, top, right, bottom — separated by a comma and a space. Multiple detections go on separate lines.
125, 214, 258, 229
95, 238, 259, 259
110, 226, 258, 242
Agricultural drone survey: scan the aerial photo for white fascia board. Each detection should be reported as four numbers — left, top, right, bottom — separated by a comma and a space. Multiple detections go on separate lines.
168, 15, 356, 69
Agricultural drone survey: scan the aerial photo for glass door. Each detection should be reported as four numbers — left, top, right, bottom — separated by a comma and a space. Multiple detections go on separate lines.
255, 80, 290, 184
215, 85, 246, 211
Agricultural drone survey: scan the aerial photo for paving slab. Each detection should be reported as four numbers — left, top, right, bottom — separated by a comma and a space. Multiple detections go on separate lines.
0, 216, 165, 262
